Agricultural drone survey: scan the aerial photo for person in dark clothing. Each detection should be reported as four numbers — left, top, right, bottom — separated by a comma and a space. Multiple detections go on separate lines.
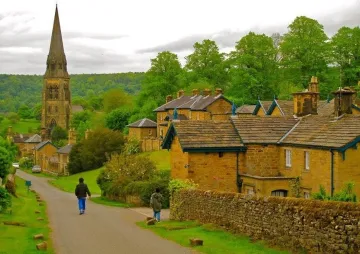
150, 188, 163, 221
75, 177, 91, 215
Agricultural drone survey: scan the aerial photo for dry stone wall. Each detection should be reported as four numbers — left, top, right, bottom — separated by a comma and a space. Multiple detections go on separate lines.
170, 189, 360, 253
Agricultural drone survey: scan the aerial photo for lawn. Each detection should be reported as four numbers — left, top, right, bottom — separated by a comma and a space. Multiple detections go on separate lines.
90, 196, 133, 207
0, 177, 53, 254
138, 221, 289, 254
0, 118, 40, 134
143, 150, 170, 170
49, 167, 103, 195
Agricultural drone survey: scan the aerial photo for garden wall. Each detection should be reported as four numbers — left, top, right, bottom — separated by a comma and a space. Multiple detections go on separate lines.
170, 189, 360, 253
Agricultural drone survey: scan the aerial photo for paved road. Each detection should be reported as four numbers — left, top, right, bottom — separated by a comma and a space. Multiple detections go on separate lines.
17, 170, 192, 254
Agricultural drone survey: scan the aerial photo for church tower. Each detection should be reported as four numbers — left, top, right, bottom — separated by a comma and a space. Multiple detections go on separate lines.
41, 5, 71, 140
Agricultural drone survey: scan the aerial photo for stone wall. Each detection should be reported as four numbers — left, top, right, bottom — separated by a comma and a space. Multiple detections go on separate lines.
171, 189, 360, 253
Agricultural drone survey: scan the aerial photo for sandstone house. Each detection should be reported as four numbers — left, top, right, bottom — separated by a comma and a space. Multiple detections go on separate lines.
162, 77, 360, 198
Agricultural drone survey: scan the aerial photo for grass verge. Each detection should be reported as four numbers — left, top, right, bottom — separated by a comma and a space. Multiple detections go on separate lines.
137, 220, 289, 254
48, 167, 102, 195
0, 118, 40, 134
143, 150, 170, 170
0, 177, 53, 254
90, 196, 133, 208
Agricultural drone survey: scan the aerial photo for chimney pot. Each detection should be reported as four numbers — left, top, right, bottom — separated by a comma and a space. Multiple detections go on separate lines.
177, 90, 184, 98
166, 95, 173, 103
203, 88, 211, 96
215, 88, 223, 96
192, 89, 199, 96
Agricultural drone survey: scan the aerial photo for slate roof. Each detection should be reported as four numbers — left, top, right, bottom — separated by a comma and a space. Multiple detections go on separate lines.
236, 105, 256, 114
270, 100, 294, 116
317, 99, 334, 116
154, 94, 229, 112
127, 118, 157, 128
281, 115, 360, 148
35, 140, 57, 151
24, 134, 42, 143
231, 117, 299, 144
163, 120, 244, 151
57, 144, 73, 154
12, 134, 31, 143
72, 105, 84, 113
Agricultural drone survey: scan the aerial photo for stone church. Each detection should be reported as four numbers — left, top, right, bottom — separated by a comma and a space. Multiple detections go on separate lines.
41, 5, 73, 140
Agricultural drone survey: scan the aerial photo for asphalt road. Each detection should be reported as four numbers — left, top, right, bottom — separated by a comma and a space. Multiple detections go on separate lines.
16, 170, 192, 254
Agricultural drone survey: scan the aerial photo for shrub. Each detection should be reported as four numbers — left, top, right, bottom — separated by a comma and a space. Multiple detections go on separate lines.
123, 138, 141, 155
19, 157, 34, 169
312, 182, 357, 202
0, 187, 11, 213
0, 147, 11, 180
168, 179, 198, 197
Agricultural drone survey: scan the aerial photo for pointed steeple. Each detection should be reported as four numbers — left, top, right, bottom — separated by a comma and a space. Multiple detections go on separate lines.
44, 5, 69, 78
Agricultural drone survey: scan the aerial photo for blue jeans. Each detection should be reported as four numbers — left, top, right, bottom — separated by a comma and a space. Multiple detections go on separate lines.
78, 198, 86, 211
153, 211, 160, 221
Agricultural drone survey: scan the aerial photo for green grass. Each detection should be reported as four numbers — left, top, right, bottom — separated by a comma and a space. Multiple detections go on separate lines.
49, 167, 102, 195
1, 118, 40, 134
0, 177, 53, 254
143, 150, 170, 170
137, 221, 289, 254
90, 196, 133, 207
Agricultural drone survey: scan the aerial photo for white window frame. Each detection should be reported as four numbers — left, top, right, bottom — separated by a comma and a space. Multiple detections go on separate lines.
285, 149, 292, 167
304, 151, 310, 170
304, 191, 310, 199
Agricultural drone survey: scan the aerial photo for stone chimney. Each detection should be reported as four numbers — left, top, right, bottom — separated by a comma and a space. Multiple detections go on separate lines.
177, 90, 184, 98
85, 129, 92, 140
332, 87, 356, 117
192, 89, 199, 96
203, 88, 211, 96
166, 95, 173, 103
68, 128, 76, 145
215, 88, 223, 96
293, 77, 320, 116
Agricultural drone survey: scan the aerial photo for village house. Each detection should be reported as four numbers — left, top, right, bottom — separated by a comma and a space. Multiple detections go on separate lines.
162, 84, 360, 198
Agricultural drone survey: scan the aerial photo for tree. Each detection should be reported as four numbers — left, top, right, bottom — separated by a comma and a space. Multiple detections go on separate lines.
105, 108, 132, 131
31, 103, 42, 120
331, 26, 360, 86
137, 51, 183, 107
228, 32, 279, 104
70, 111, 92, 130
67, 128, 125, 174
18, 105, 32, 119
0, 147, 11, 181
7, 112, 19, 124
280, 16, 330, 87
51, 126, 68, 142
185, 39, 228, 88
103, 89, 133, 113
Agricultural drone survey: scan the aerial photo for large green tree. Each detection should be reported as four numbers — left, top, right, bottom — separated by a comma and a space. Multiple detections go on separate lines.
228, 32, 278, 104
103, 89, 133, 113
137, 51, 183, 107
280, 16, 330, 87
0, 147, 11, 180
68, 128, 125, 174
105, 108, 132, 131
185, 39, 228, 88
331, 26, 360, 86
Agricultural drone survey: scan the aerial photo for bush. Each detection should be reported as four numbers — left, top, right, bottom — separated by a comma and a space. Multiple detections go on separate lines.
312, 182, 357, 202
19, 157, 34, 169
168, 179, 198, 197
0, 187, 11, 213
123, 138, 141, 155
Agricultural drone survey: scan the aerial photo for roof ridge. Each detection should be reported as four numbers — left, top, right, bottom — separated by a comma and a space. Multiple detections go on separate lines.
277, 119, 301, 144
139, 118, 146, 127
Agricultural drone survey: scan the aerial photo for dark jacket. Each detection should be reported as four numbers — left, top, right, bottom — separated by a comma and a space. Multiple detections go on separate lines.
150, 192, 163, 212
75, 183, 91, 198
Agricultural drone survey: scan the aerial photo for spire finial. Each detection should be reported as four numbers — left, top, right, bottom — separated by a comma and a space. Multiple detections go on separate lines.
173, 108, 178, 120
232, 102, 236, 116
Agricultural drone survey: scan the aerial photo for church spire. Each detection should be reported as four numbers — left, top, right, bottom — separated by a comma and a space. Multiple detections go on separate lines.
44, 5, 69, 78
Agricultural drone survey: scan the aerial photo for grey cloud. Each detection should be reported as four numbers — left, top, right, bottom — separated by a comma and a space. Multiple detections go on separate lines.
137, 1, 360, 54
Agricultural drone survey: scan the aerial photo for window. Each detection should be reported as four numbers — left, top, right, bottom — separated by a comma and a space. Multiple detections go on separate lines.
55, 106, 58, 113
304, 151, 310, 170
48, 106, 51, 113
285, 149, 292, 167
304, 191, 310, 199
271, 190, 288, 197
245, 186, 255, 195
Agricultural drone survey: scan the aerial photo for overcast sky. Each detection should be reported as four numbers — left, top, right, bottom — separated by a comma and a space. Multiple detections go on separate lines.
1, 0, 360, 74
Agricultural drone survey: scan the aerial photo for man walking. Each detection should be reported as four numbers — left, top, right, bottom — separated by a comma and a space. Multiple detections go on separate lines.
150, 188, 163, 221
75, 177, 91, 215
